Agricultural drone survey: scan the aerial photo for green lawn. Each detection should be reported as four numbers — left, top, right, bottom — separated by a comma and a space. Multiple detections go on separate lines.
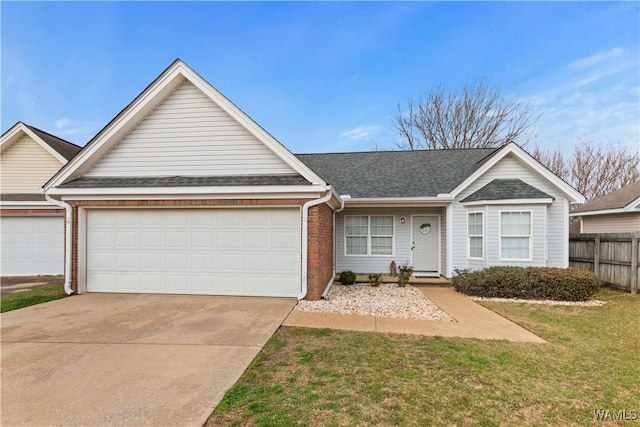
207, 289, 639, 426
0, 284, 67, 313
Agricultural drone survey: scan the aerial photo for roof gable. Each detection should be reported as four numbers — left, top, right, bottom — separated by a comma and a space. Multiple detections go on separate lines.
572, 180, 640, 214
0, 123, 81, 193
461, 178, 554, 203
46, 59, 325, 189
84, 80, 298, 178
1, 122, 80, 163
448, 142, 585, 204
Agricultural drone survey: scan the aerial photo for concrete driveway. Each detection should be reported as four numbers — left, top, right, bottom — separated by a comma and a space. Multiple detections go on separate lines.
1, 293, 296, 426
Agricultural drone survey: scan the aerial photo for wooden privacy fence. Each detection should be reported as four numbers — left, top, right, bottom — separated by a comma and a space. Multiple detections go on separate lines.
569, 233, 639, 293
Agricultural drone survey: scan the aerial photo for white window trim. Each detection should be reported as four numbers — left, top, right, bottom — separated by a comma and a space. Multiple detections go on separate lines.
344, 215, 395, 257
467, 210, 484, 260
499, 210, 533, 261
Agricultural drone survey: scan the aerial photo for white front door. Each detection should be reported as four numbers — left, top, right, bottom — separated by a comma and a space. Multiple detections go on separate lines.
412, 215, 439, 272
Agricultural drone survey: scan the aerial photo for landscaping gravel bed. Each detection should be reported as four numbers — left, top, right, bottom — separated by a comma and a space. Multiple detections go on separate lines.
296, 283, 454, 321
470, 296, 605, 306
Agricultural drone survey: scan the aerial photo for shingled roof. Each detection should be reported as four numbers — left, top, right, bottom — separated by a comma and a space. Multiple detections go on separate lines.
24, 124, 81, 161
295, 147, 499, 198
462, 179, 553, 203
59, 175, 310, 188
572, 180, 640, 213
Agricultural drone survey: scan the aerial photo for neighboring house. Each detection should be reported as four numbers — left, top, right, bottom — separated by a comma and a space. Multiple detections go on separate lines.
44, 59, 585, 300
1, 123, 81, 275
570, 181, 640, 233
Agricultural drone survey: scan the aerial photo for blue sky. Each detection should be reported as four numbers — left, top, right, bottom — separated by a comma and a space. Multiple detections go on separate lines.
2, 1, 639, 154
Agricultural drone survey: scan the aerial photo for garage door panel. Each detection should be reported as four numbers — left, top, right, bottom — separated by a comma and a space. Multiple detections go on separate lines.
1, 216, 64, 275
86, 208, 301, 296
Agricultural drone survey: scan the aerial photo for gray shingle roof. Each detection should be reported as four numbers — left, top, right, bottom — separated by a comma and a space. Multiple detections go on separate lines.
572, 180, 640, 213
25, 124, 81, 161
461, 179, 553, 203
295, 148, 499, 198
59, 175, 310, 188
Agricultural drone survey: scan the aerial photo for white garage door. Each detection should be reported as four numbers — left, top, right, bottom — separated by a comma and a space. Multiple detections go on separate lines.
86, 208, 301, 297
0, 216, 64, 275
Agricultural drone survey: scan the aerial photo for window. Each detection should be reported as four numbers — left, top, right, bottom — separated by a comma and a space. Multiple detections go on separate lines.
345, 216, 393, 255
500, 211, 531, 259
468, 212, 483, 258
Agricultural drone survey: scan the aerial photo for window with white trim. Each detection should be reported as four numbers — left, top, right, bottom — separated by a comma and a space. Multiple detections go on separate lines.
345, 216, 393, 255
500, 211, 531, 259
468, 212, 483, 259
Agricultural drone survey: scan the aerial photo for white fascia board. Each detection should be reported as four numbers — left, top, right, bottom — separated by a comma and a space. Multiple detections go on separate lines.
569, 207, 629, 217
449, 142, 586, 204
343, 196, 454, 207
624, 196, 640, 211
461, 198, 554, 206
1, 123, 67, 164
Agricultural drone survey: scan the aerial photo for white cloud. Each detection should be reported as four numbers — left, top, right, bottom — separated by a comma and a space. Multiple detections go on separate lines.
524, 47, 639, 152
341, 125, 380, 140
53, 117, 98, 138
567, 47, 624, 70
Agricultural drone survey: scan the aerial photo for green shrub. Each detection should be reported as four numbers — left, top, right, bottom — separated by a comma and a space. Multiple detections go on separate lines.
339, 270, 357, 286
453, 266, 601, 301
368, 273, 383, 287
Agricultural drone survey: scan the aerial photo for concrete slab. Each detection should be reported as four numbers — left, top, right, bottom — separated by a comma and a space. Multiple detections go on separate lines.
1, 294, 296, 426
284, 287, 546, 344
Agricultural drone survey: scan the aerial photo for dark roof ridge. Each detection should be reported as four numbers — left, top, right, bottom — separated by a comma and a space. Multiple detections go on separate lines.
25, 124, 80, 148
295, 146, 501, 156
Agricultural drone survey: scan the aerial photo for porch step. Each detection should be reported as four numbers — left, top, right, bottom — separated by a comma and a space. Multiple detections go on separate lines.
334, 274, 452, 287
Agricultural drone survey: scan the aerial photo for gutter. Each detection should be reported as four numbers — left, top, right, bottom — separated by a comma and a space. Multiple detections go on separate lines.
322, 195, 345, 300
298, 187, 335, 300
45, 193, 74, 295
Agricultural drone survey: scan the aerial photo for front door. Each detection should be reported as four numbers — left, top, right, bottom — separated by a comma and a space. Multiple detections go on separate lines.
412, 215, 439, 272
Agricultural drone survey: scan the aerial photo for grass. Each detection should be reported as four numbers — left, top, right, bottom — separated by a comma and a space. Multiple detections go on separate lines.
0, 284, 67, 313
207, 288, 640, 426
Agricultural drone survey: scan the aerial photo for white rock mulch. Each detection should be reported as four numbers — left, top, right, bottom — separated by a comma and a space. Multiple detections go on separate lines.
470, 296, 605, 306
296, 283, 454, 321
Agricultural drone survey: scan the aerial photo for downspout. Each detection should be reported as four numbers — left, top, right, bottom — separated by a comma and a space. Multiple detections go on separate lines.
298, 187, 334, 300
322, 195, 345, 299
45, 193, 74, 295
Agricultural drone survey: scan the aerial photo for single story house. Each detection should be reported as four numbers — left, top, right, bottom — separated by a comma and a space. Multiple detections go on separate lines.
570, 181, 640, 233
1, 123, 81, 275
44, 59, 585, 299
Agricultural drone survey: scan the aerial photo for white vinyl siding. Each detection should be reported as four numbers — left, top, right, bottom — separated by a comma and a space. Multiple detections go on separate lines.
82, 208, 301, 297
0, 216, 64, 275
345, 215, 394, 256
451, 154, 566, 274
86, 81, 297, 177
337, 207, 445, 274
468, 212, 484, 259
0, 134, 64, 192
581, 213, 640, 233
500, 211, 531, 260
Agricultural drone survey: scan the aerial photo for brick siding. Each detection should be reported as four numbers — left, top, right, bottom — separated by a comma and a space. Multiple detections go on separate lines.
306, 203, 334, 300
66, 199, 333, 298
0, 208, 64, 215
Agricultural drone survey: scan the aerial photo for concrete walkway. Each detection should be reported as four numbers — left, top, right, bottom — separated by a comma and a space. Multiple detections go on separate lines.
284, 287, 546, 343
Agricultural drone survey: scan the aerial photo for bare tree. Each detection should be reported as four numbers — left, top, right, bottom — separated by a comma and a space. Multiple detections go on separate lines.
394, 79, 538, 150
531, 142, 640, 201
